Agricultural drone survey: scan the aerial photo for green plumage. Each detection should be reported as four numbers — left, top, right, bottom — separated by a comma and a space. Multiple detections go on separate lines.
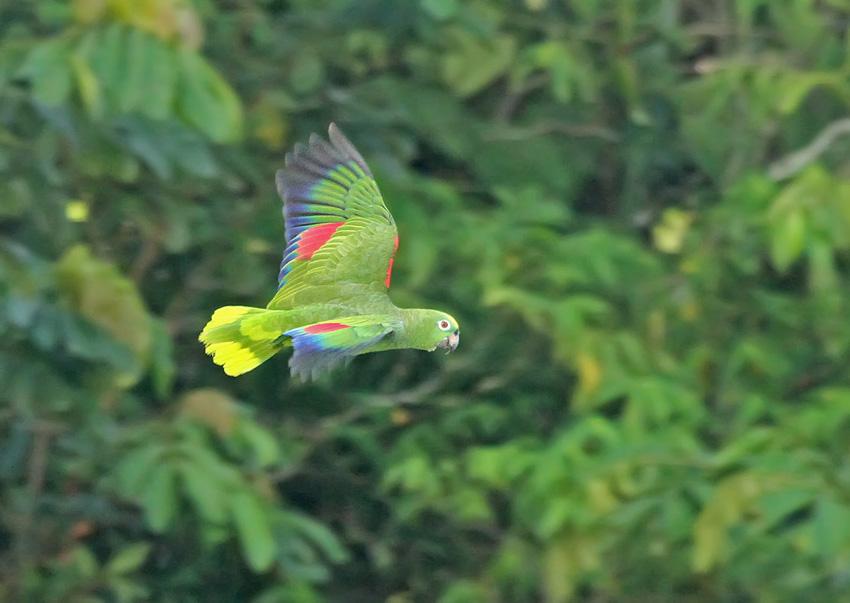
199, 123, 459, 380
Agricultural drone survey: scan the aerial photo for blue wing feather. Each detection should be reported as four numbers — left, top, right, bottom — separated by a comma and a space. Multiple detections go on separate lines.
284, 317, 395, 380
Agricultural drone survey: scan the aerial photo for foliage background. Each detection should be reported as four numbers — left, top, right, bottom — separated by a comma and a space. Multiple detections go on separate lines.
3, 0, 850, 601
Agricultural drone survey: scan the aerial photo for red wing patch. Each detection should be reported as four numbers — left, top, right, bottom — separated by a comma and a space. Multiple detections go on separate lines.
296, 222, 345, 260
385, 235, 399, 288
304, 322, 349, 334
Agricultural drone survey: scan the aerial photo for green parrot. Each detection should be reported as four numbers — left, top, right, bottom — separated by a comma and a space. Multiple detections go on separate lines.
199, 123, 460, 380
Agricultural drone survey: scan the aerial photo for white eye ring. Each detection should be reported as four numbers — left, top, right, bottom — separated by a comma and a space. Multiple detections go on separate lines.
438, 319, 452, 331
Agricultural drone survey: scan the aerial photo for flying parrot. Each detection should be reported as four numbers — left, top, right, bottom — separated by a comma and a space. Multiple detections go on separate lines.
199, 123, 460, 380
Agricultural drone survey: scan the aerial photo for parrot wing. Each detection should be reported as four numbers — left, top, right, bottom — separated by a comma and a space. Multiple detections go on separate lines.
284, 315, 400, 380
269, 123, 399, 309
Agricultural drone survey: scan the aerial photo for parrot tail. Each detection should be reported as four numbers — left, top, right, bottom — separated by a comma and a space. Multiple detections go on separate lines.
198, 306, 291, 376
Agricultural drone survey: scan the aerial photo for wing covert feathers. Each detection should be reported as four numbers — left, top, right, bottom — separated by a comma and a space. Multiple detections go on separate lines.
284, 315, 396, 380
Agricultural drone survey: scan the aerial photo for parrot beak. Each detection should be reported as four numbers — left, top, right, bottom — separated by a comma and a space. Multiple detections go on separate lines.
437, 330, 460, 354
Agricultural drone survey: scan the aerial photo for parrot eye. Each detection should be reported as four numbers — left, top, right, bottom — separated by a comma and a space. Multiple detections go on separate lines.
438, 319, 451, 331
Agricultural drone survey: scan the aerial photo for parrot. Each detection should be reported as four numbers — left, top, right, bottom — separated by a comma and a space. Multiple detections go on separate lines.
199, 123, 460, 380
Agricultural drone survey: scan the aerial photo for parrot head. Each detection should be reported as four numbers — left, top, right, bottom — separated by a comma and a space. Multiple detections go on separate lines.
405, 309, 460, 353
435, 316, 460, 354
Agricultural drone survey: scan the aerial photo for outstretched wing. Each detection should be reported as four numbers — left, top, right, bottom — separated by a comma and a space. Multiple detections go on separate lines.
285, 315, 399, 380
268, 123, 399, 309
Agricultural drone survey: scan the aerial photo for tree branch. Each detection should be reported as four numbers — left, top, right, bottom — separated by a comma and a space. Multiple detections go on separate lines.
768, 118, 850, 181
484, 120, 620, 143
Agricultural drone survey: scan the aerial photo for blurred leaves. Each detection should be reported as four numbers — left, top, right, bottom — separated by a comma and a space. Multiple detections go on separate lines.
441, 30, 516, 98
55, 245, 151, 386
19, 21, 241, 141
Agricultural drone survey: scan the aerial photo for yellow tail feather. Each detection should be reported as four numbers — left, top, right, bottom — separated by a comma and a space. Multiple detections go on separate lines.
198, 306, 290, 376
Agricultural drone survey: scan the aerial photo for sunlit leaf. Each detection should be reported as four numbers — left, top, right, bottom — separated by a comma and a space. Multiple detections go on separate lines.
55, 245, 151, 386
653, 208, 694, 254
107, 543, 151, 575
769, 209, 806, 272
70, 52, 102, 117
73, 546, 99, 577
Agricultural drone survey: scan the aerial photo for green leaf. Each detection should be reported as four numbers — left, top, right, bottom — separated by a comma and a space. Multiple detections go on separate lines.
769, 208, 806, 272
454, 487, 492, 522
813, 498, 850, 557
19, 37, 73, 106
542, 537, 584, 603
118, 27, 151, 113
421, 0, 459, 20
87, 23, 127, 112
231, 489, 276, 572
235, 420, 280, 468
73, 546, 99, 577
109, 577, 150, 603
178, 460, 228, 524
142, 39, 177, 120
289, 53, 325, 95
107, 543, 151, 575
55, 245, 152, 386
535, 499, 573, 539
176, 49, 243, 143
438, 580, 490, 603
115, 444, 163, 498
180, 388, 239, 436
777, 72, 846, 115
757, 488, 815, 530
148, 318, 175, 398
808, 238, 838, 292
70, 52, 102, 118
284, 511, 349, 564
693, 473, 779, 572
142, 462, 178, 533
442, 33, 516, 98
